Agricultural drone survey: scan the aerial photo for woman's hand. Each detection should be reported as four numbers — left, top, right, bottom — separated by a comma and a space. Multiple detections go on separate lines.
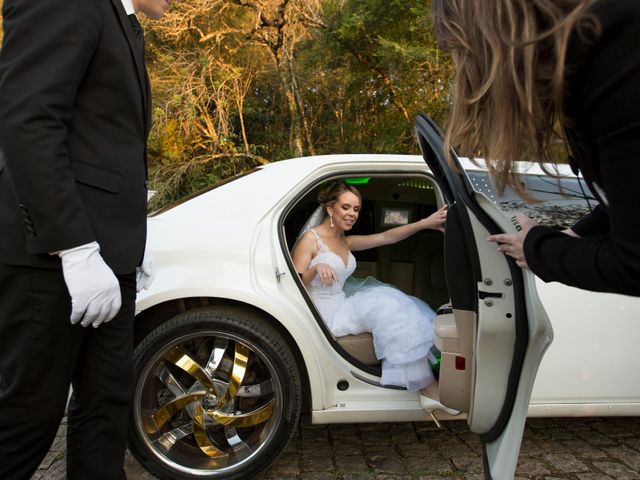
315, 263, 337, 286
487, 213, 538, 269
420, 205, 448, 232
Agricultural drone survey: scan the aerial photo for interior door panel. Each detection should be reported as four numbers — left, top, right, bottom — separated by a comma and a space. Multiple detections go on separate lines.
415, 113, 553, 479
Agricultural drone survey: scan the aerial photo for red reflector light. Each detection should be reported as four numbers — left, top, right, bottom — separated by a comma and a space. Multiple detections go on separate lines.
455, 356, 466, 370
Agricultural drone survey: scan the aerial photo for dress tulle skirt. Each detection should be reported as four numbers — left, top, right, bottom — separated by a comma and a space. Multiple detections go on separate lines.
328, 277, 436, 392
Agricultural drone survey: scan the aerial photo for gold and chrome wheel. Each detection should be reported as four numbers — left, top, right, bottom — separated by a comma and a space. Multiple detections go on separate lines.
129, 307, 301, 479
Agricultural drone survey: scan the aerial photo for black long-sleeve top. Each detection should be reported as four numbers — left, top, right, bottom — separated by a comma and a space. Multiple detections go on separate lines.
523, 0, 640, 296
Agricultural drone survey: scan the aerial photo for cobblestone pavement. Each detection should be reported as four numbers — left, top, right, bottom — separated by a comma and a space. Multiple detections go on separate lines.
37, 416, 640, 479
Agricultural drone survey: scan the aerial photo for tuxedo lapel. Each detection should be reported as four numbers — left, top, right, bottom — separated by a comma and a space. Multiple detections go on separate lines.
108, 0, 149, 134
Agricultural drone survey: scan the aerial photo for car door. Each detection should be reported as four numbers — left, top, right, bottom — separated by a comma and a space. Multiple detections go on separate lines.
415, 113, 553, 480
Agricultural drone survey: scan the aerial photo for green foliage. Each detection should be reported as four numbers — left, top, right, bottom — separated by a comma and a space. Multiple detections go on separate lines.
142, 0, 453, 207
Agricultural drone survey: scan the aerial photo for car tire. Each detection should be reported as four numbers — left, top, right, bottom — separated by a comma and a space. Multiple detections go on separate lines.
128, 306, 302, 479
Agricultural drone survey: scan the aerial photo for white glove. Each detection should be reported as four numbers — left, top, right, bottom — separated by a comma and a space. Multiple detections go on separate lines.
136, 248, 156, 292
58, 241, 122, 328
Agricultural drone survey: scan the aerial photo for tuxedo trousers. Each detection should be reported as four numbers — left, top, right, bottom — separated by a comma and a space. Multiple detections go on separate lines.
0, 263, 136, 480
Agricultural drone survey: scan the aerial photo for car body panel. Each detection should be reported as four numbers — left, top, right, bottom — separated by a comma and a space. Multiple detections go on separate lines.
136, 153, 640, 427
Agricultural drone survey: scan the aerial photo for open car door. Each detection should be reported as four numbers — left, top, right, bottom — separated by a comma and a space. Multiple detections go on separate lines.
415, 114, 553, 479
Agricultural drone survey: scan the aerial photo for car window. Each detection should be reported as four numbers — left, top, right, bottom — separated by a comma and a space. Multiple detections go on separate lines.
466, 171, 596, 230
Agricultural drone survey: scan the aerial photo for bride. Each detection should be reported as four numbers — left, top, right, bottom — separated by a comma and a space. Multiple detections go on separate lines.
292, 180, 457, 417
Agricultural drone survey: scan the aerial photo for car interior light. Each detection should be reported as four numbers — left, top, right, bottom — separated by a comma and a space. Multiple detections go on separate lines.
344, 177, 371, 184
455, 356, 466, 371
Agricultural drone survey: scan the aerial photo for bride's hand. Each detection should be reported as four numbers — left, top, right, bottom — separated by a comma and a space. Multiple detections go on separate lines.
315, 263, 337, 286
420, 205, 448, 232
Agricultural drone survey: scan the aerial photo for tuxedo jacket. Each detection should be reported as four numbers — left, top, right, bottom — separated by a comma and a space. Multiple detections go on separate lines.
0, 0, 151, 274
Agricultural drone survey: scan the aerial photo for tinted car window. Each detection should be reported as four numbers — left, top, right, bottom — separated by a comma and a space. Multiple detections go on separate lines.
466, 171, 596, 230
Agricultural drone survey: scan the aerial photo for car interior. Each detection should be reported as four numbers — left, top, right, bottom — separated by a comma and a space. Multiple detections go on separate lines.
283, 174, 450, 373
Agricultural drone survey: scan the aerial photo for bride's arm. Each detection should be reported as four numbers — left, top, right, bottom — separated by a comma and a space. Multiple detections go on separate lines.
292, 232, 337, 286
347, 205, 447, 252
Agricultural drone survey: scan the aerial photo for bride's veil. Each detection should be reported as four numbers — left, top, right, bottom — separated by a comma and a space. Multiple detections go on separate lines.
291, 205, 325, 252
298, 205, 325, 237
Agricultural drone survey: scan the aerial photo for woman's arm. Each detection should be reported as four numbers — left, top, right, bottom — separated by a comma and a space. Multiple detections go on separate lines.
347, 205, 447, 252
292, 232, 337, 286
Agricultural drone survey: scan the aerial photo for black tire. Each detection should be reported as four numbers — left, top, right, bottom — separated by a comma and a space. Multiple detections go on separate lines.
128, 306, 301, 479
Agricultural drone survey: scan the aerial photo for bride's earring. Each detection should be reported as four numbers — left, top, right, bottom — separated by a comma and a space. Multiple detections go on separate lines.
330, 214, 334, 228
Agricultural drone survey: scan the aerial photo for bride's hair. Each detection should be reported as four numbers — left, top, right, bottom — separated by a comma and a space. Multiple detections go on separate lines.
318, 181, 361, 214
431, 0, 599, 196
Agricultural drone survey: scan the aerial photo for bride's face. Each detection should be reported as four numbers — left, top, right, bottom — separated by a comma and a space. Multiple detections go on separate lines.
330, 191, 361, 231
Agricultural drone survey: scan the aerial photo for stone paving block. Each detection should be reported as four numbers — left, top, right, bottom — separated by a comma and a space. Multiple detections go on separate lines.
300, 472, 338, 479
303, 442, 334, 457
39, 449, 65, 470
433, 438, 476, 458
561, 439, 608, 459
373, 474, 412, 480
303, 454, 334, 472
367, 454, 407, 474
456, 431, 483, 450
604, 445, 640, 471
336, 454, 371, 474
516, 457, 552, 477
395, 441, 435, 457
48, 434, 66, 452
265, 453, 301, 476
547, 428, 580, 441
444, 420, 470, 433
264, 474, 298, 480
536, 439, 575, 454
556, 418, 595, 431
404, 453, 452, 473
592, 421, 636, 438
545, 452, 590, 473
518, 438, 545, 456
390, 433, 417, 446
333, 443, 366, 456
592, 462, 640, 480
342, 475, 376, 480
450, 456, 483, 474
621, 438, 640, 452
577, 431, 617, 447
576, 474, 614, 480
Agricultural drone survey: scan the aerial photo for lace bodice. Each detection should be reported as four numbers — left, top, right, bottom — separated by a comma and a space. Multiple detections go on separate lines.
306, 229, 356, 301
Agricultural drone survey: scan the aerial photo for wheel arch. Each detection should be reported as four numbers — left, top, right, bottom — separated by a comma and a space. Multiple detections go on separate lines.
134, 296, 312, 413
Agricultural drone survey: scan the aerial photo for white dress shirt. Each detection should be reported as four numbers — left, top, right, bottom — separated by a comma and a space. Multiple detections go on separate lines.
121, 0, 135, 15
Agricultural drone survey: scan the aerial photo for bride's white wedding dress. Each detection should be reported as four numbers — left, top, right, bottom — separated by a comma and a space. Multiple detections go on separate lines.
306, 229, 437, 391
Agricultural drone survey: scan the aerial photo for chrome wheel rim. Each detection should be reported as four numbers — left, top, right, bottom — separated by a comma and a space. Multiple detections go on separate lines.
133, 330, 283, 477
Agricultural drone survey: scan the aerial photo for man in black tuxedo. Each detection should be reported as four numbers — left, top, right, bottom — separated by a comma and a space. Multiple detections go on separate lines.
0, 0, 173, 478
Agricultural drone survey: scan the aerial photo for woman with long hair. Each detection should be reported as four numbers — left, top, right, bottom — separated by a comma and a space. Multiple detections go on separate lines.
432, 0, 640, 296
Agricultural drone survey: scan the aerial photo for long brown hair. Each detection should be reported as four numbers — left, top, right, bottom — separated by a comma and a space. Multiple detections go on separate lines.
431, 0, 598, 195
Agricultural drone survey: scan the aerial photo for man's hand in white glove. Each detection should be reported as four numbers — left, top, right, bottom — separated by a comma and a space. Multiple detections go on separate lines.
136, 248, 156, 293
57, 241, 121, 328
